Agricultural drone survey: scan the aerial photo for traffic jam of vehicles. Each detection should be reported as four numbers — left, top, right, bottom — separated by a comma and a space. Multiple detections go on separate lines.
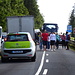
0, 16, 62, 63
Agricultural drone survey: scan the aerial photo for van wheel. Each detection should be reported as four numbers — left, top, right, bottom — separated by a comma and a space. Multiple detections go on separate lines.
1, 57, 9, 63
31, 53, 36, 62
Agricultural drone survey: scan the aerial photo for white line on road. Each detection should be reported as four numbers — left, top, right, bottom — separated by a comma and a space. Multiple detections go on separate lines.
35, 51, 46, 75
43, 69, 48, 75
46, 59, 49, 63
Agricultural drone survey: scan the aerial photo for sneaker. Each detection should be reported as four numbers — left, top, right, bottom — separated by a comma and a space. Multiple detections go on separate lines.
47, 49, 50, 51
40, 49, 43, 50
54, 49, 56, 51
51, 49, 53, 51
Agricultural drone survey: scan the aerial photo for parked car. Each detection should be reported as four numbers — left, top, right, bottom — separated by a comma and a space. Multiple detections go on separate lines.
1, 32, 36, 62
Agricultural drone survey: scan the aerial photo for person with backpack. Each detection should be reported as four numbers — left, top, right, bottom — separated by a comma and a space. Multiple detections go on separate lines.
65, 32, 70, 50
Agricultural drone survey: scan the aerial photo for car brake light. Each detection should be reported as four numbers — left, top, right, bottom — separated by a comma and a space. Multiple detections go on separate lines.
28, 54, 32, 56
15, 34, 20, 35
4, 55, 8, 56
4, 38, 7, 41
33, 39, 34, 41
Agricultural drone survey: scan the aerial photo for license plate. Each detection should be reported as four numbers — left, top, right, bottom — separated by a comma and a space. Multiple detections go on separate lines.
12, 51, 23, 53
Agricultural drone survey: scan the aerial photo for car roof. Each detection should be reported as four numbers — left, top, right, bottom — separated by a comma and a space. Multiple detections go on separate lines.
8, 32, 30, 35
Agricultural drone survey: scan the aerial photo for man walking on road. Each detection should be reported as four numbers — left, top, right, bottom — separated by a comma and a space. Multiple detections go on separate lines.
41, 30, 49, 51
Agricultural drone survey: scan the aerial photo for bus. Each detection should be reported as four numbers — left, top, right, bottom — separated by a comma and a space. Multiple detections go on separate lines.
42, 23, 58, 32
0, 26, 2, 49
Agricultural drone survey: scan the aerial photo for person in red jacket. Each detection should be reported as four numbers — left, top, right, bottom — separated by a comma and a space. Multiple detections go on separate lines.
41, 30, 49, 51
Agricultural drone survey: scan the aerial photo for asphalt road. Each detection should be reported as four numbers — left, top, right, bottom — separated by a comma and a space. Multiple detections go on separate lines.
0, 45, 75, 75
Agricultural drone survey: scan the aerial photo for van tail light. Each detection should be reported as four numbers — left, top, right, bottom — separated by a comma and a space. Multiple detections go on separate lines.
4, 38, 7, 41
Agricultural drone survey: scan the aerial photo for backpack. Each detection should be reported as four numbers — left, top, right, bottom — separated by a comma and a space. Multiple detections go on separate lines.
67, 35, 70, 40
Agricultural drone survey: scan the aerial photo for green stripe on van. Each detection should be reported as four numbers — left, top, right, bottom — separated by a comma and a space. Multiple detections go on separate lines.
4, 41, 30, 48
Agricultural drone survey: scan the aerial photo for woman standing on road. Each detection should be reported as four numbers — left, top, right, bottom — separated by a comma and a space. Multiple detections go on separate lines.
61, 33, 66, 49
56, 33, 60, 49
50, 32, 56, 51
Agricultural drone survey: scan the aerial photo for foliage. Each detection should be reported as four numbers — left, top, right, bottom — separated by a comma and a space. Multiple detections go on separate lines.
0, 0, 44, 31
24, 0, 44, 29
69, 9, 75, 36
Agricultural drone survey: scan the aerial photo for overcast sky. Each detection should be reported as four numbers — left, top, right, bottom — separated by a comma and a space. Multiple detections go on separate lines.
37, 0, 75, 33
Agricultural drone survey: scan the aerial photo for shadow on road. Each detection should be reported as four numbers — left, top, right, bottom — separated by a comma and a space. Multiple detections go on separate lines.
0, 58, 34, 63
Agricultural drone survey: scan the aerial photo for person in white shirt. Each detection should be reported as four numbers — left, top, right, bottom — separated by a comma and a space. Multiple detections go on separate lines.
50, 32, 56, 51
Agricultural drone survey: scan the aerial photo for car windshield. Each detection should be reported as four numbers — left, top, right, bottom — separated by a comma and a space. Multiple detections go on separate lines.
7, 34, 28, 41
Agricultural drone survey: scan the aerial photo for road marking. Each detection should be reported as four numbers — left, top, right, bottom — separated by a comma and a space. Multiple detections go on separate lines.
46, 59, 49, 63
43, 69, 48, 75
46, 54, 49, 56
35, 51, 45, 75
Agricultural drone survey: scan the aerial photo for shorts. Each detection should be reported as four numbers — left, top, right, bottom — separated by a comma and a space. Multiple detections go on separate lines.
50, 40, 55, 45
43, 40, 47, 45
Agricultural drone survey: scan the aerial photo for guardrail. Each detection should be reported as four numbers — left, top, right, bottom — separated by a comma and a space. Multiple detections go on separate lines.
69, 40, 75, 49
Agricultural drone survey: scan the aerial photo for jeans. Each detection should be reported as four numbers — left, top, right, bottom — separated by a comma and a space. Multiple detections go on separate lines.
56, 40, 59, 49
47, 41, 50, 49
39, 41, 43, 49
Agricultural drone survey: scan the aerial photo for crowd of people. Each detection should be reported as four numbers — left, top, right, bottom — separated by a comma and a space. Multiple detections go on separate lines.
35, 30, 70, 51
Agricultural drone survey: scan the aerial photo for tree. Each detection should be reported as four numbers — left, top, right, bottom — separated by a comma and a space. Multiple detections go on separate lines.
0, 0, 44, 31
0, 0, 29, 31
69, 9, 75, 36
24, 0, 44, 29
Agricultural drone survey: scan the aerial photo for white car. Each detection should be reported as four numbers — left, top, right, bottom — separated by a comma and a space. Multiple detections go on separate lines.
1, 32, 36, 62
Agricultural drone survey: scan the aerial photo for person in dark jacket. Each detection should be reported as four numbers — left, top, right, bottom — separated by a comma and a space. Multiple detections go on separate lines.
65, 32, 70, 50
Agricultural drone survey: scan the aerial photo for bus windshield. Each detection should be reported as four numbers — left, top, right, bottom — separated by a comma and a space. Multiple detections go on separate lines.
46, 25, 56, 29
42, 23, 58, 32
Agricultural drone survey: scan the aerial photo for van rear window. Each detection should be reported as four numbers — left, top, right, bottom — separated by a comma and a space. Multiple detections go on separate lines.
7, 34, 28, 41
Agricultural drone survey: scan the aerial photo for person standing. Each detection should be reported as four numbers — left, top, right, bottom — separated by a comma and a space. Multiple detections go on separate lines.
50, 32, 56, 51
41, 30, 49, 51
47, 32, 51, 50
65, 32, 70, 50
61, 33, 66, 49
56, 33, 60, 49
39, 32, 43, 50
